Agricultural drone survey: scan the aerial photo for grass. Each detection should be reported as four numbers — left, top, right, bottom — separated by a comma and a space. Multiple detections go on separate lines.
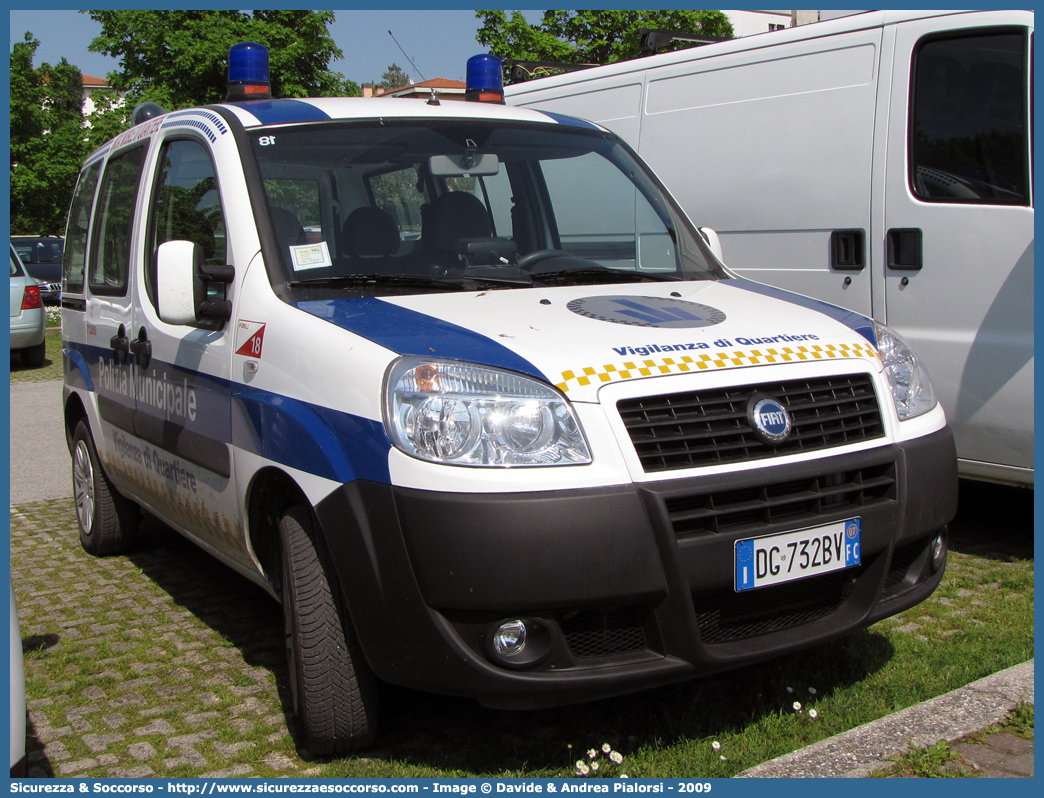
11, 482, 1033, 779
10, 324, 63, 383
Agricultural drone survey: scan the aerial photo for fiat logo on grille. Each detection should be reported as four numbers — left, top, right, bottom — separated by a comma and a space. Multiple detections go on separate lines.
748, 395, 792, 445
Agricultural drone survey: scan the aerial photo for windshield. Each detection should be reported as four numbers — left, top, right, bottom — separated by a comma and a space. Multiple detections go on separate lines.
249, 119, 724, 298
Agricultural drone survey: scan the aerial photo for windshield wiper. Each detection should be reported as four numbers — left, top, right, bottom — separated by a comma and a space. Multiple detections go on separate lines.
528, 267, 680, 285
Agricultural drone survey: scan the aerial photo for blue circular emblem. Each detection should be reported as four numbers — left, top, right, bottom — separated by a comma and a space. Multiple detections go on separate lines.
566, 295, 726, 328
748, 396, 792, 445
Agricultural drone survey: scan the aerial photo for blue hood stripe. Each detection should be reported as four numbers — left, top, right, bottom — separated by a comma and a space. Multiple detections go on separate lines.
728, 277, 877, 346
232, 99, 331, 125
295, 297, 548, 381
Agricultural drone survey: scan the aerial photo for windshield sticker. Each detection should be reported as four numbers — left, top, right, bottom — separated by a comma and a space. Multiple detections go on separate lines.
290, 241, 333, 271
556, 341, 879, 393
567, 296, 726, 328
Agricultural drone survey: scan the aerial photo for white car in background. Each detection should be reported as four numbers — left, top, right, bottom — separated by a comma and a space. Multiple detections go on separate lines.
9, 244, 46, 368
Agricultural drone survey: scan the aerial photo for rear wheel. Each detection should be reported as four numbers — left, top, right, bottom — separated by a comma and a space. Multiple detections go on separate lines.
71, 419, 139, 555
21, 340, 45, 369
279, 504, 378, 756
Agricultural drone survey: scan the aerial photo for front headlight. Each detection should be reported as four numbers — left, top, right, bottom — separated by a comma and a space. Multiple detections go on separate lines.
384, 358, 592, 467
874, 321, 937, 421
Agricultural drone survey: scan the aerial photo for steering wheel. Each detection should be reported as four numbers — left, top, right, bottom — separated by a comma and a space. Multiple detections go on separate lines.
517, 249, 573, 271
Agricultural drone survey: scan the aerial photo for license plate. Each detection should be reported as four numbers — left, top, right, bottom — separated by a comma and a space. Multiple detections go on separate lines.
735, 518, 861, 592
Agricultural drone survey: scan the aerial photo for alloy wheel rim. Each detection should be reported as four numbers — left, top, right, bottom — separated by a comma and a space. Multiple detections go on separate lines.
73, 440, 95, 535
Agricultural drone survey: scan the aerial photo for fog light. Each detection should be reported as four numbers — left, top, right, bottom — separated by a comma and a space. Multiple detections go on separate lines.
930, 531, 947, 572
492, 620, 527, 657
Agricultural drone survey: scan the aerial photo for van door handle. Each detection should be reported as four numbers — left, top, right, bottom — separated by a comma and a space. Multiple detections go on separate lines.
887, 228, 923, 271
109, 324, 129, 365
129, 327, 152, 369
830, 230, 865, 271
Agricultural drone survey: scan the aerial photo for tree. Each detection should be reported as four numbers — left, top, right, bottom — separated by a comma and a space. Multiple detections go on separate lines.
86, 9, 360, 109
9, 34, 90, 234
377, 64, 411, 91
476, 10, 734, 81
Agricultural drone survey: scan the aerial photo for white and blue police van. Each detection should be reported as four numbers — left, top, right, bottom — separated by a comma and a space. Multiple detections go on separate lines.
61, 44, 958, 755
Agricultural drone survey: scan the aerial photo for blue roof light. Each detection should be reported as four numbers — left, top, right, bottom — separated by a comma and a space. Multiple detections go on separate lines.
465, 54, 504, 103
226, 42, 271, 102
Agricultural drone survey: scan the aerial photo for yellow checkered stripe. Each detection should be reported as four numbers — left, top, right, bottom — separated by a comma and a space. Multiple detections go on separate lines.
555, 343, 879, 393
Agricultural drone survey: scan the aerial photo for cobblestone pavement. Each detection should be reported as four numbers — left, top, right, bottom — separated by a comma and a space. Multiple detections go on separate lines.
951, 728, 1034, 777
11, 486, 1033, 779
11, 499, 301, 778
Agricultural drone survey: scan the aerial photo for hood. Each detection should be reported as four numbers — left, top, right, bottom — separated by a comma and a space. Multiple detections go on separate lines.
295, 280, 880, 402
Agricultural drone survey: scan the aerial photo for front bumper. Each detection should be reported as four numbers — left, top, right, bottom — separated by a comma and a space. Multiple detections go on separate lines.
315, 426, 957, 709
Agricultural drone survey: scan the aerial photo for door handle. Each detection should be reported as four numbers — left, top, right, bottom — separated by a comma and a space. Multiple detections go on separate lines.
109, 324, 129, 365
830, 229, 865, 271
129, 327, 152, 369
887, 228, 923, 271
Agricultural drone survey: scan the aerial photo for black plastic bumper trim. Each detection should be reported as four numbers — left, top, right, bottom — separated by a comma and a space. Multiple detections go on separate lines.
311, 426, 956, 708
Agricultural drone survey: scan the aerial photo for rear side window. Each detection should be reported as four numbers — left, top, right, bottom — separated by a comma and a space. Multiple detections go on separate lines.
64, 161, 101, 294
910, 29, 1030, 205
89, 146, 147, 296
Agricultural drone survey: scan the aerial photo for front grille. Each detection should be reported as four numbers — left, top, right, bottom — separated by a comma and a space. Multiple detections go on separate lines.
558, 606, 648, 658
618, 374, 883, 473
694, 568, 858, 643
665, 463, 896, 539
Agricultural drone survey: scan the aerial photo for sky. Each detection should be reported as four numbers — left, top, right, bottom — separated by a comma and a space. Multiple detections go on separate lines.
8, 9, 541, 86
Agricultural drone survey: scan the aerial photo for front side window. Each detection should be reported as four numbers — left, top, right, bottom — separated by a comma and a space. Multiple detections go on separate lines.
89, 146, 147, 296
910, 29, 1029, 204
249, 119, 722, 298
148, 139, 228, 305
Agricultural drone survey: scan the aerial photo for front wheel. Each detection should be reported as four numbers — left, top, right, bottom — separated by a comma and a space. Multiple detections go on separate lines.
71, 419, 139, 556
279, 504, 378, 756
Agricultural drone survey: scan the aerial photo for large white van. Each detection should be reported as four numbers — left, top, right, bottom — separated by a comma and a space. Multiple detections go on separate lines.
506, 10, 1033, 487
62, 46, 957, 755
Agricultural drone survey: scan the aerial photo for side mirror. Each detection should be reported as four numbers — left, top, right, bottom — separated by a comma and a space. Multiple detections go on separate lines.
699, 227, 724, 262
157, 240, 234, 327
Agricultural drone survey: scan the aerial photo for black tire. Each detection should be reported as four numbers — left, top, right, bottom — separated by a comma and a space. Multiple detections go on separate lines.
279, 504, 378, 756
21, 340, 45, 369
71, 419, 139, 556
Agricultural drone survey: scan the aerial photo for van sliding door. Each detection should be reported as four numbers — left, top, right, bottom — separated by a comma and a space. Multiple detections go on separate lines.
880, 13, 1033, 483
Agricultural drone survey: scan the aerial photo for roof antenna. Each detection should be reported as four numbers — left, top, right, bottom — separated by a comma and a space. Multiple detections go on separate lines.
387, 30, 440, 105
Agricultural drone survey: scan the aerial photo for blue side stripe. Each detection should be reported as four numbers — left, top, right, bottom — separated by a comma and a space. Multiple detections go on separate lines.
294, 297, 548, 381
65, 341, 391, 485
232, 388, 390, 484
728, 277, 878, 346
230, 99, 331, 125
64, 347, 93, 391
